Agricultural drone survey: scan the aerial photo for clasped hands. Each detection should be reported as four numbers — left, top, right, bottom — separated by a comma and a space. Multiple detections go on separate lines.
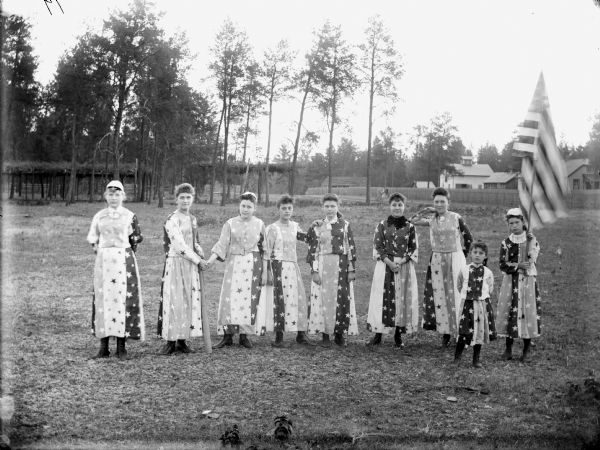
385, 257, 408, 273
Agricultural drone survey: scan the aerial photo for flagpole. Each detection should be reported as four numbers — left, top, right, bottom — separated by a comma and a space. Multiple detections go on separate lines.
525, 157, 535, 258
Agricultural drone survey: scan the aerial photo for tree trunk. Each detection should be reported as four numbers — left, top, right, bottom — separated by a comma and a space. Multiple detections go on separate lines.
157, 142, 166, 208
241, 161, 250, 193
366, 46, 375, 205
242, 98, 251, 163
264, 93, 274, 204
66, 115, 78, 206
149, 128, 158, 204
220, 95, 233, 207
290, 71, 312, 196
90, 146, 96, 202
9, 174, 14, 199
209, 101, 226, 204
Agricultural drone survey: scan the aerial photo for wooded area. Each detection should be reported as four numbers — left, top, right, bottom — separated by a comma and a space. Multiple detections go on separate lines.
2, 1, 600, 205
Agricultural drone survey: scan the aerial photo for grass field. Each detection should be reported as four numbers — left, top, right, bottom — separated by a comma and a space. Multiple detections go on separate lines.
1, 199, 599, 449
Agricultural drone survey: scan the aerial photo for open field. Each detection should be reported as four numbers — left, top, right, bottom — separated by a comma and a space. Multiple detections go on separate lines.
1, 199, 599, 449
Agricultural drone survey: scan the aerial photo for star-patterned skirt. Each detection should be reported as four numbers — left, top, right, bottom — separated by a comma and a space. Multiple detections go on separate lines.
256, 261, 308, 334
422, 251, 465, 335
217, 251, 263, 335
92, 247, 145, 340
458, 298, 496, 345
308, 254, 358, 336
496, 273, 541, 339
367, 258, 419, 334
157, 256, 203, 341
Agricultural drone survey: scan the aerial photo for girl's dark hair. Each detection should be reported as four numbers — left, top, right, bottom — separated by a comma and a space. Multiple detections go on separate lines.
277, 194, 294, 208
175, 183, 195, 197
240, 192, 257, 204
389, 192, 407, 204
322, 193, 339, 204
432, 187, 449, 199
506, 213, 528, 231
471, 240, 489, 266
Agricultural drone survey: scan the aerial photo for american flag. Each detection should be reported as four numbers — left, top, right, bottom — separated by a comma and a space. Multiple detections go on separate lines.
512, 73, 568, 230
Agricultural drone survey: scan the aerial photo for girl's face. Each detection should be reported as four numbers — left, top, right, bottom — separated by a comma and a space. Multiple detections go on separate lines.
239, 199, 255, 219
389, 200, 405, 217
176, 193, 194, 212
105, 189, 124, 209
279, 203, 293, 221
433, 195, 449, 214
507, 217, 525, 235
471, 247, 487, 265
323, 200, 339, 218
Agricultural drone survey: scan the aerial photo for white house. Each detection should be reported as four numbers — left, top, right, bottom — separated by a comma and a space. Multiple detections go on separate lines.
439, 155, 494, 189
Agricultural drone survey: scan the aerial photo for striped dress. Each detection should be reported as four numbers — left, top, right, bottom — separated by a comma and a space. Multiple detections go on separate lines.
212, 216, 265, 335
306, 216, 358, 336
87, 206, 145, 340
367, 216, 419, 334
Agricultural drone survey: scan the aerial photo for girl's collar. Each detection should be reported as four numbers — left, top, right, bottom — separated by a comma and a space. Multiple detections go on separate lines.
509, 232, 527, 243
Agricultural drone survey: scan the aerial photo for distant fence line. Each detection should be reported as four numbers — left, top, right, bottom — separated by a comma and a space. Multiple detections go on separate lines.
304, 186, 600, 209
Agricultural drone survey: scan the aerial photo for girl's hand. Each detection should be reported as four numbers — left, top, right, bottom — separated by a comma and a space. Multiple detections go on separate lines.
526, 232, 533, 241
312, 272, 321, 285
312, 219, 323, 228
517, 262, 530, 270
266, 269, 273, 286
91, 244, 97, 255
194, 243, 204, 257
348, 271, 356, 282
198, 259, 208, 271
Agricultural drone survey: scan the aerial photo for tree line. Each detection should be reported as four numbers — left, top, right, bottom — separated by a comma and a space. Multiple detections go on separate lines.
2, 1, 600, 206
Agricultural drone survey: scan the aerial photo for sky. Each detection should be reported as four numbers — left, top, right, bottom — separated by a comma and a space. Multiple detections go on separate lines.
5, 0, 600, 162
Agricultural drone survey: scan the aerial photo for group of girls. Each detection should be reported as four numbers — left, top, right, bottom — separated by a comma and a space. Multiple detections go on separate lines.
87, 181, 541, 368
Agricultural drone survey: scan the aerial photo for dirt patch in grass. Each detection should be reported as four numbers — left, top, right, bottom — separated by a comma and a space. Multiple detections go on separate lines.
2, 201, 599, 448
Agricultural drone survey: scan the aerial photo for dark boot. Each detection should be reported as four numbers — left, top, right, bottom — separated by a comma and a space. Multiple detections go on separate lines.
320, 333, 332, 348
367, 333, 382, 346
239, 334, 253, 349
176, 339, 194, 353
520, 339, 532, 362
272, 331, 284, 348
394, 327, 404, 348
160, 340, 177, 355
502, 337, 513, 360
472, 344, 483, 368
92, 337, 110, 359
442, 333, 451, 349
214, 334, 233, 349
116, 337, 128, 360
296, 331, 315, 346
334, 332, 346, 347
454, 339, 465, 365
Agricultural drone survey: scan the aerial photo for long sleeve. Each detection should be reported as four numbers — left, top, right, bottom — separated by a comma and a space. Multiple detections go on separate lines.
257, 221, 266, 258
499, 240, 517, 274
527, 235, 540, 264
306, 225, 319, 267
373, 222, 387, 261
164, 216, 200, 265
128, 214, 143, 252
265, 225, 277, 260
347, 223, 357, 269
484, 267, 494, 295
87, 212, 100, 245
296, 225, 308, 244
458, 216, 473, 257
211, 221, 231, 262
406, 224, 418, 263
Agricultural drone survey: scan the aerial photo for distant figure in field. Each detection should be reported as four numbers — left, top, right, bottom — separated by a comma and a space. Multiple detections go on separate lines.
255, 194, 314, 347
86, 180, 144, 359
305, 193, 359, 347
410, 187, 473, 349
495, 207, 541, 363
206, 192, 266, 349
377, 188, 389, 209
454, 241, 496, 368
157, 183, 208, 355
366, 192, 419, 348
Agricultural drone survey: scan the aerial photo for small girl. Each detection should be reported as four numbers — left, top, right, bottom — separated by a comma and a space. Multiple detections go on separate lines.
87, 180, 145, 359
495, 207, 541, 363
366, 192, 419, 348
157, 183, 208, 355
206, 192, 266, 349
454, 241, 496, 368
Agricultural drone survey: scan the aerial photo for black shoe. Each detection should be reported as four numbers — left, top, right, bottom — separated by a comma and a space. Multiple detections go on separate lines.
116, 337, 128, 360
367, 333, 382, 346
160, 341, 177, 355
394, 327, 404, 348
239, 334, 253, 349
334, 332, 346, 347
320, 333, 332, 348
271, 331, 284, 347
274, 415, 293, 441
520, 339, 532, 363
214, 334, 233, 349
176, 339, 194, 353
92, 337, 110, 359
472, 344, 483, 368
502, 337, 513, 360
442, 334, 451, 349
295, 331, 315, 346
454, 340, 465, 365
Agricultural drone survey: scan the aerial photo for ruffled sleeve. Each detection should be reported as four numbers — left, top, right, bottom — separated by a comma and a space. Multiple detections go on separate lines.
164, 215, 200, 265
128, 214, 143, 252
346, 222, 357, 269
499, 240, 517, 274
87, 211, 101, 245
211, 220, 232, 262
406, 223, 418, 263
373, 222, 386, 261
458, 215, 472, 257
306, 225, 319, 269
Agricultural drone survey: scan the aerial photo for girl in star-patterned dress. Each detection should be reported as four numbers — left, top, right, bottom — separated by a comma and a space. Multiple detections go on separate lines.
366, 192, 419, 348
306, 193, 358, 347
453, 241, 496, 368
157, 183, 208, 355
87, 180, 144, 359
495, 207, 541, 363
411, 187, 473, 348
206, 192, 266, 349
255, 195, 313, 347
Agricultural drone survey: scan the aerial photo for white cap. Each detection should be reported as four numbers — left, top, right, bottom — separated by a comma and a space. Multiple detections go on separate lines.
506, 207, 523, 217
106, 180, 124, 191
